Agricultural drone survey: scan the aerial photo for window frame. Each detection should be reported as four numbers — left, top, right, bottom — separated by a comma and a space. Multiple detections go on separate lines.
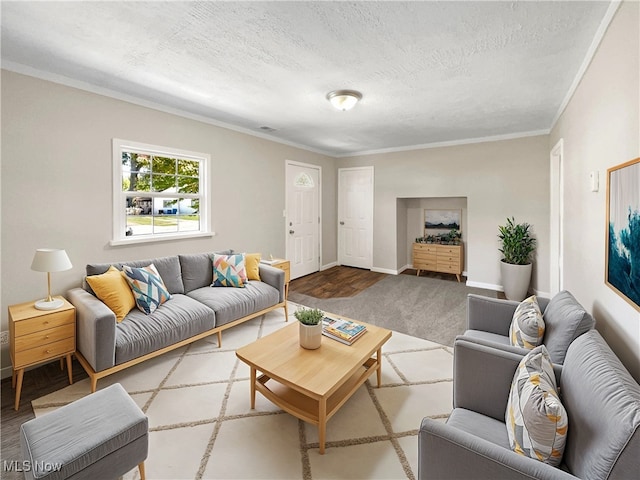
111, 138, 212, 246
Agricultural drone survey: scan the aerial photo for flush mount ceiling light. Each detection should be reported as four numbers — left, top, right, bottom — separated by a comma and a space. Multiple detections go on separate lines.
326, 90, 362, 111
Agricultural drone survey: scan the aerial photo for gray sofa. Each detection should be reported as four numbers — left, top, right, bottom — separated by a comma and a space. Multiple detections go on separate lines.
419, 330, 640, 479
68, 252, 287, 391
461, 291, 595, 364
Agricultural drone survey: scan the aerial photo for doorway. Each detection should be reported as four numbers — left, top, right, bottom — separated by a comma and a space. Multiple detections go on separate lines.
550, 139, 564, 295
285, 161, 321, 279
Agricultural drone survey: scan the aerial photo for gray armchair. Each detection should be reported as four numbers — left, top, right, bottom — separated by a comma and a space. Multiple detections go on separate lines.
461, 290, 594, 364
418, 331, 640, 479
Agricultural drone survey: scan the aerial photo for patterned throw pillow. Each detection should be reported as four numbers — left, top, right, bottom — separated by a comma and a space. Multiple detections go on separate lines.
123, 263, 171, 314
509, 295, 545, 349
506, 345, 568, 467
211, 254, 246, 288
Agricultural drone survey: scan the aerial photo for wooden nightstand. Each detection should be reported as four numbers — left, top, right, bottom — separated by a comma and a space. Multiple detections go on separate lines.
268, 259, 290, 318
9, 296, 76, 410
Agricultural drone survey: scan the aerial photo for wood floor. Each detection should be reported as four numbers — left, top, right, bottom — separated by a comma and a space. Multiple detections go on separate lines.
289, 266, 387, 298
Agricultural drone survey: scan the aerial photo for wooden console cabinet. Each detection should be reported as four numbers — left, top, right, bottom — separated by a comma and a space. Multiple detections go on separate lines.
413, 243, 464, 282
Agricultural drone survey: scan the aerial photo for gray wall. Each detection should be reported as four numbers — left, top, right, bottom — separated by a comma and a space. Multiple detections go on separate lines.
0, 70, 337, 374
550, 0, 640, 380
339, 135, 551, 292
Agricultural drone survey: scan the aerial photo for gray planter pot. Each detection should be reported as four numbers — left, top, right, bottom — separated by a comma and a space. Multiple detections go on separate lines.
500, 261, 533, 301
299, 322, 322, 349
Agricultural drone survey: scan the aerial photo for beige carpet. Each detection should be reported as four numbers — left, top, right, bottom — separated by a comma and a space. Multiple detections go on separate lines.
32, 303, 453, 480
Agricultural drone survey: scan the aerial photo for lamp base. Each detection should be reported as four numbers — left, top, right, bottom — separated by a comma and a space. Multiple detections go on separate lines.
34, 298, 64, 311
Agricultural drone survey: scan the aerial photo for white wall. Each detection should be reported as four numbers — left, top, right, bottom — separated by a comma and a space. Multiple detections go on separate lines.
550, 0, 640, 380
0, 70, 337, 374
339, 135, 551, 292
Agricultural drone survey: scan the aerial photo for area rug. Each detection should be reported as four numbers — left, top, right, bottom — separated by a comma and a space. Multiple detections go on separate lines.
289, 274, 497, 347
32, 303, 453, 480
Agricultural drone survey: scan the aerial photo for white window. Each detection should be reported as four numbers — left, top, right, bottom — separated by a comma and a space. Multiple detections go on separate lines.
111, 139, 211, 245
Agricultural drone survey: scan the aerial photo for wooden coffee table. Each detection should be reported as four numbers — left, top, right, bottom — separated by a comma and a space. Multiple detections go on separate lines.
236, 319, 392, 454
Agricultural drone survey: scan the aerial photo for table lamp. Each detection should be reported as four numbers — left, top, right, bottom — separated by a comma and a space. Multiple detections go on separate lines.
31, 248, 72, 310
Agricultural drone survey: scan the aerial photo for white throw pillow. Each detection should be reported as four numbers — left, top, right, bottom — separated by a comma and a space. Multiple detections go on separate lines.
506, 345, 568, 467
509, 295, 545, 349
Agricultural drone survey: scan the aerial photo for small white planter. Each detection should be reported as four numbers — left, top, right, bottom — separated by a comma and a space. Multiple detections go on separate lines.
500, 261, 533, 301
299, 322, 322, 350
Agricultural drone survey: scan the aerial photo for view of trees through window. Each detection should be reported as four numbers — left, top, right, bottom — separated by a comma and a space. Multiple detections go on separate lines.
122, 151, 202, 236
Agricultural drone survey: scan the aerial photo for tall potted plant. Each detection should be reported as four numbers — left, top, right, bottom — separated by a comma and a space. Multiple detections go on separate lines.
498, 217, 537, 301
294, 307, 324, 349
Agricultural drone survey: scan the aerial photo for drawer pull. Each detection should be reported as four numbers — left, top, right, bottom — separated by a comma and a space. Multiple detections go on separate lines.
44, 335, 50, 340
43, 321, 49, 325
45, 349, 51, 354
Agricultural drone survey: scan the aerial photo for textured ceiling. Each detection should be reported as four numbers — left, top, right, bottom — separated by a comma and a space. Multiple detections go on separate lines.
1, 1, 613, 156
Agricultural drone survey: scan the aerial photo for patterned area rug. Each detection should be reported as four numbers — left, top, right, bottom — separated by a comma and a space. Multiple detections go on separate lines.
31, 303, 453, 479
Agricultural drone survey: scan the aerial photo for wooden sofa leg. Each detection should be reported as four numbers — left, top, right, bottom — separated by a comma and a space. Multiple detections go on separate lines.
90, 376, 98, 393
138, 462, 146, 480
217, 331, 222, 348
284, 302, 288, 321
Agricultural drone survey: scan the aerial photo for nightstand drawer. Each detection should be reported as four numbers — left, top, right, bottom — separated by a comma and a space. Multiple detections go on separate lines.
14, 323, 75, 351
14, 309, 74, 337
14, 337, 75, 367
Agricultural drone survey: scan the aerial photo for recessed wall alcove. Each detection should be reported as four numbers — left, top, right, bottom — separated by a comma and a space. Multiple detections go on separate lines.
396, 197, 468, 271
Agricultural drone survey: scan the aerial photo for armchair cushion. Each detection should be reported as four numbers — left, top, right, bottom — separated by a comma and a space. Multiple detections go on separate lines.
542, 291, 594, 364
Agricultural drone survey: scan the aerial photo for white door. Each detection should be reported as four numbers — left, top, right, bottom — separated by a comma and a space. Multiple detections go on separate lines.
286, 162, 321, 279
338, 166, 374, 269
550, 139, 564, 295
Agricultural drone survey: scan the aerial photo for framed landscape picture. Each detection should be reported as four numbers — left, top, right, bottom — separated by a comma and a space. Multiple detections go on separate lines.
606, 157, 640, 311
424, 209, 461, 236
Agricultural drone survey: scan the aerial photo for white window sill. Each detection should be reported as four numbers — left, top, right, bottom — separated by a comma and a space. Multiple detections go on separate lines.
110, 231, 215, 247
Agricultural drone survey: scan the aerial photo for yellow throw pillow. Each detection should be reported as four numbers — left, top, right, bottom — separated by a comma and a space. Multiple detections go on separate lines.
86, 265, 135, 323
245, 253, 261, 281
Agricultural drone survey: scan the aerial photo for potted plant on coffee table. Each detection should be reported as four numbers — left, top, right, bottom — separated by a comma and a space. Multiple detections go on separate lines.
294, 307, 324, 350
498, 217, 537, 301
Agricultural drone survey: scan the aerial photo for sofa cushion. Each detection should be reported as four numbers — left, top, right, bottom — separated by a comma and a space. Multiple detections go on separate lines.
179, 250, 233, 293
116, 294, 215, 365
86, 255, 184, 295
212, 254, 246, 288
86, 266, 135, 323
542, 290, 595, 364
509, 296, 545, 350
123, 264, 171, 315
506, 345, 567, 467
187, 281, 279, 326
560, 330, 640, 480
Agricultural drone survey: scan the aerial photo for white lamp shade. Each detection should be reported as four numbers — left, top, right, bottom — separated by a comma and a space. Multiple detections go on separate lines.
31, 249, 73, 273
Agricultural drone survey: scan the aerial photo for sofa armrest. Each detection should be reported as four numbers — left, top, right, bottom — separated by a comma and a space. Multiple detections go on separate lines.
258, 265, 285, 303
419, 418, 577, 480
67, 288, 116, 372
467, 294, 519, 335
453, 337, 525, 421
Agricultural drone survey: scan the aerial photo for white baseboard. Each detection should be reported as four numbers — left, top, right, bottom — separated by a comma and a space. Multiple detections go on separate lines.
533, 289, 551, 299
466, 280, 504, 292
1, 364, 13, 380
371, 266, 400, 275
321, 261, 337, 271
399, 264, 412, 273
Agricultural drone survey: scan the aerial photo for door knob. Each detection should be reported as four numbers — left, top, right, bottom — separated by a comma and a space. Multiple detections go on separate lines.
289, 230, 295, 234
339, 221, 345, 225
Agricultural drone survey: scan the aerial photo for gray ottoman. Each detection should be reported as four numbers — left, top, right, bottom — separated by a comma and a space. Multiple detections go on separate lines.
20, 383, 148, 480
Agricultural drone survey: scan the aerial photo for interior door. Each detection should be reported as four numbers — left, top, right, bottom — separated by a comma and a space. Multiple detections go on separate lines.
550, 139, 564, 295
286, 162, 320, 279
338, 166, 373, 269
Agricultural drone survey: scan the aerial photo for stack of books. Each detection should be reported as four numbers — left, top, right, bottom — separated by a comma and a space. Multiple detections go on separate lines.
322, 316, 367, 345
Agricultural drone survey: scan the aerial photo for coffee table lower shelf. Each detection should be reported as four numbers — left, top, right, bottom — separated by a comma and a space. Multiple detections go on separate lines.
253, 357, 378, 453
